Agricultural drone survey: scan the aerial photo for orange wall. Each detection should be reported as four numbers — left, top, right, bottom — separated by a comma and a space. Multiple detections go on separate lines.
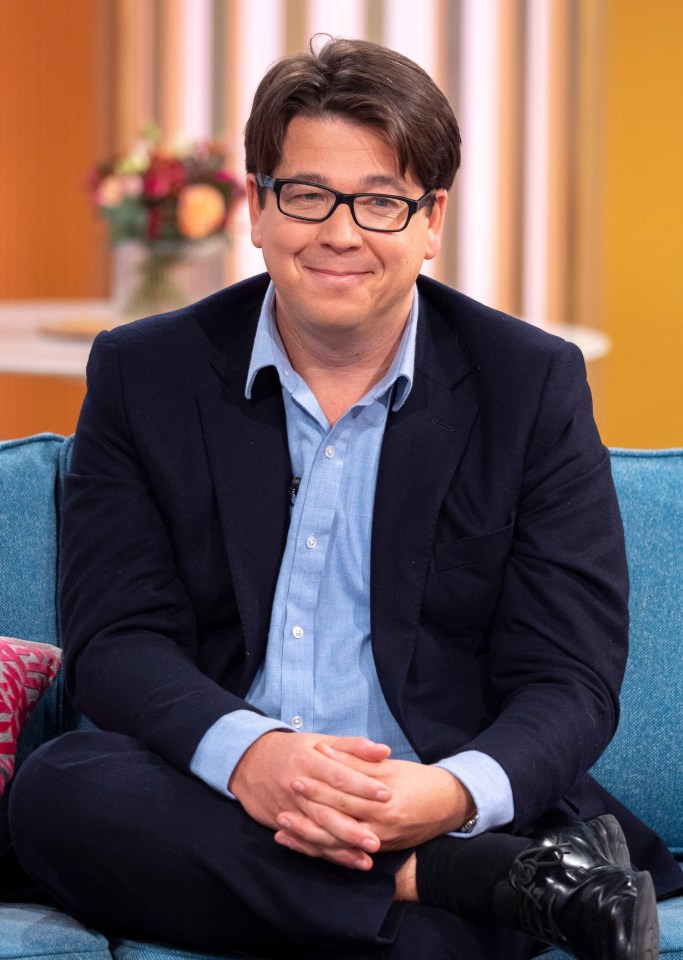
600, 0, 683, 447
0, 0, 111, 298
0, 376, 85, 442
0, 1, 111, 438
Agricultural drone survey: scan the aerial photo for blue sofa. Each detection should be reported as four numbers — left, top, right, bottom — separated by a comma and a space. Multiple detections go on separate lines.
0, 432, 681, 959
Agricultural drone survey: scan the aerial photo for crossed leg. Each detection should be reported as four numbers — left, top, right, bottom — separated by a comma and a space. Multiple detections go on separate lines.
8, 731, 537, 960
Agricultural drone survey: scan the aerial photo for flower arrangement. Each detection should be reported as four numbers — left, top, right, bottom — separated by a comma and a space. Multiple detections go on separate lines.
87, 125, 244, 245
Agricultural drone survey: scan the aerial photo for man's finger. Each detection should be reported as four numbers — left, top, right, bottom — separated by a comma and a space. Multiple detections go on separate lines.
309, 750, 391, 802
277, 803, 380, 853
317, 737, 391, 763
315, 743, 389, 781
274, 830, 374, 871
290, 776, 387, 821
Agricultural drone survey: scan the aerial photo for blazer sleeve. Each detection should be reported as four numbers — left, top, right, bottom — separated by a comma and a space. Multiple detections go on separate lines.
460, 340, 630, 830
60, 330, 264, 772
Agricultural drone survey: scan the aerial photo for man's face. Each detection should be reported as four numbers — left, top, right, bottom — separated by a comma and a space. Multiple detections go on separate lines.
246, 115, 447, 344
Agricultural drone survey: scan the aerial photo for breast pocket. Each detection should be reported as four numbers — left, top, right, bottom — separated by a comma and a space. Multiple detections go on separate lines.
435, 519, 516, 571
425, 519, 517, 640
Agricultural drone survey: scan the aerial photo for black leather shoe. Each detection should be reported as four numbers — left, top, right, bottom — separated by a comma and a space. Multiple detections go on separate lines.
585, 814, 632, 871
506, 816, 659, 960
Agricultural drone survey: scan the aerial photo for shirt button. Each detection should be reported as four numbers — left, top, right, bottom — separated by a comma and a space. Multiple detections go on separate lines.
291, 715, 303, 728
306, 536, 317, 549
324, 445, 335, 459
291, 625, 304, 639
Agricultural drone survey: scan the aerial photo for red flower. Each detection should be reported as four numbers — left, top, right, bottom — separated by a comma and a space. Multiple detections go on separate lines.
142, 156, 187, 199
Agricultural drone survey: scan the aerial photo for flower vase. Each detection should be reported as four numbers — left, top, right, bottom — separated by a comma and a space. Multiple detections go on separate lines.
112, 237, 226, 320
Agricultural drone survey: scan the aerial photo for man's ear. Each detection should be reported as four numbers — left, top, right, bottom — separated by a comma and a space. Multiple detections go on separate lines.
424, 190, 448, 262
246, 174, 263, 249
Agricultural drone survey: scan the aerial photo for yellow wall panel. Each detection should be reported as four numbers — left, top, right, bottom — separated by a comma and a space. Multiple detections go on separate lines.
600, 0, 683, 447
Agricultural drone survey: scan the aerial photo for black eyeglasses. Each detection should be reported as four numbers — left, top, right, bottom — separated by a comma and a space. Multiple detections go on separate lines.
256, 173, 434, 233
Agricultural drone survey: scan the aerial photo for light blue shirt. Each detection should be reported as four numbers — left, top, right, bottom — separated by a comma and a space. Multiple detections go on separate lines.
190, 283, 514, 836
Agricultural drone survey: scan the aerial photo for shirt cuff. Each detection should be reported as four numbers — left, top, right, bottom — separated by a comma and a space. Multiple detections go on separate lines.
433, 750, 514, 837
189, 709, 295, 797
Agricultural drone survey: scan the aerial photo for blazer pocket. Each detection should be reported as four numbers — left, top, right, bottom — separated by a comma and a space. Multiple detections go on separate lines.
435, 520, 515, 571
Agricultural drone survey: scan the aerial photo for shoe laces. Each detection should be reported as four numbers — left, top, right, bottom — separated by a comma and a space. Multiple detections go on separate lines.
510, 843, 571, 944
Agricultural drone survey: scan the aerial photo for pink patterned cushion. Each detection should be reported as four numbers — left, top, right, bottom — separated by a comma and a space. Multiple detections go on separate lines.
0, 636, 62, 797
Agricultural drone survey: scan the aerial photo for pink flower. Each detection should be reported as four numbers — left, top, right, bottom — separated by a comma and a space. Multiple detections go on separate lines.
120, 173, 144, 199
94, 173, 143, 208
96, 175, 126, 208
142, 157, 187, 199
177, 184, 226, 239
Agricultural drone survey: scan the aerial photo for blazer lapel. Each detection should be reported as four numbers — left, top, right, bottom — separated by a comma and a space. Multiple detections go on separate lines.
197, 308, 291, 672
371, 293, 479, 727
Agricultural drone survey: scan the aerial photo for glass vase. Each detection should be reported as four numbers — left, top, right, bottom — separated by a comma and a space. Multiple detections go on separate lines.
112, 237, 226, 320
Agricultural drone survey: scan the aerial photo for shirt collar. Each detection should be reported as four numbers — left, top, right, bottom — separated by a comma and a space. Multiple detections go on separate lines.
245, 281, 417, 411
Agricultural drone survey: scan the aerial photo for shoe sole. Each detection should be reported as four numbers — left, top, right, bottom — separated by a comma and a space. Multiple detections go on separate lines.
626, 870, 659, 960
588, 814, 631, 870
592, 817, 660, 959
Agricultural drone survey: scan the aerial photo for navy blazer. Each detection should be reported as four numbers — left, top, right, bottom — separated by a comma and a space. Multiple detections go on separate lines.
59, 273, 681, 893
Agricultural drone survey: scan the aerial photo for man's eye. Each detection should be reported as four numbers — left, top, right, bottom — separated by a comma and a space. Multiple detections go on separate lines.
359, 195, 402, 211
288, 190, 326, 203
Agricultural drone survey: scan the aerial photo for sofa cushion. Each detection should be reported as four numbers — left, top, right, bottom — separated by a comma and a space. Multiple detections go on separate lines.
112, 940, 247, 960
0, 638, 62, 797
0, 435, 64, 647
0, 902, 111, 959
591, 449, 683, 856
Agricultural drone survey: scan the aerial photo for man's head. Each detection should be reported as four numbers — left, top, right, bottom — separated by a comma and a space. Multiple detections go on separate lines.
245, 36, 461, 202
244, 38, 460, 347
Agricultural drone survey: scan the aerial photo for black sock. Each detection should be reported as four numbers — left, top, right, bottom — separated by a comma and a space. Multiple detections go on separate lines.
415, 833, 531, 922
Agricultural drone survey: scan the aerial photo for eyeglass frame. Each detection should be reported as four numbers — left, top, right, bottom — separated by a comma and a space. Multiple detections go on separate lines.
255, 173, 436, 234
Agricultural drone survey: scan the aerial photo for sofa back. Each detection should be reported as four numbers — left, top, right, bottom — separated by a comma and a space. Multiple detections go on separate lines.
0, 436, 681, 856
591, 449, 683, 857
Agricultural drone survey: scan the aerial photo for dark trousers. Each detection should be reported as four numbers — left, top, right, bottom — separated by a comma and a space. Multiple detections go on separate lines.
8, 731, 538, 960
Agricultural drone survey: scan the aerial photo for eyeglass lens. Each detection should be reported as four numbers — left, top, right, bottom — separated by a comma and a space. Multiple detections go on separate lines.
278, 182, 411, 230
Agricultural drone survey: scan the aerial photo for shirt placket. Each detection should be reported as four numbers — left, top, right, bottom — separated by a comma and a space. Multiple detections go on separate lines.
279, 422, 347, 732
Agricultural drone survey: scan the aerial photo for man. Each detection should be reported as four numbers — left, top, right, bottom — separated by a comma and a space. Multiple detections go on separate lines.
10, 37, 682, 960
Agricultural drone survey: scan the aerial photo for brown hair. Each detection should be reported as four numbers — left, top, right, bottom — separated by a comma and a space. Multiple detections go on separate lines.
244, 36, 461, 203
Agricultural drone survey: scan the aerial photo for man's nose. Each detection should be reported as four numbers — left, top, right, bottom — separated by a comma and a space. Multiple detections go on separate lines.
316, 201, 363, 248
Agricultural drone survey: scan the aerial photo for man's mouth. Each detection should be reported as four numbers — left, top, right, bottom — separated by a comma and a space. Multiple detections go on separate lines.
304, 265, 371, 278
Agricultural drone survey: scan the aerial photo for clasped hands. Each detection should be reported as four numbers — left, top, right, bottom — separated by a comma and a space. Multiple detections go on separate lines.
228, 731, 474, 871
